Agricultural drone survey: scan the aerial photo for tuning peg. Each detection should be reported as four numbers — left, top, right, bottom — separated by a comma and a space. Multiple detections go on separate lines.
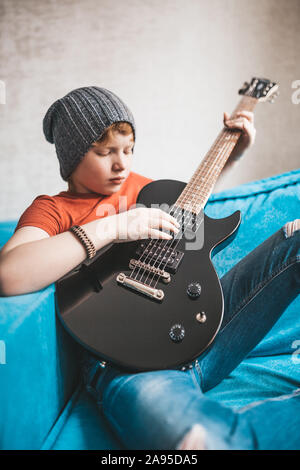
238, 81, 250, 95
268, 91, 279, 103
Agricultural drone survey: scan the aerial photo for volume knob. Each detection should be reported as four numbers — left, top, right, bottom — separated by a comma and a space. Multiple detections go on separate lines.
169, 324, 185, 343
187, 282, 201, 299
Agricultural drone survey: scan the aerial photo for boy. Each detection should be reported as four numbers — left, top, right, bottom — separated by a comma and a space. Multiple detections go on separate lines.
0, 86, 253, 296
3, 86, 299, 450
0, 87, 181, 296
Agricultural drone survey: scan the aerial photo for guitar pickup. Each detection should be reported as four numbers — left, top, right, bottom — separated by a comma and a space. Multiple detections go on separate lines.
135, 242, 184, 274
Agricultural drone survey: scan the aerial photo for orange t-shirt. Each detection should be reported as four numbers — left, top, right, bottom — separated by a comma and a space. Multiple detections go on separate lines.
14, 171, 153, 237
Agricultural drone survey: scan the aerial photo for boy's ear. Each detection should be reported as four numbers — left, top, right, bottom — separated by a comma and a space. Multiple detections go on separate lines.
67, 176, 72, 189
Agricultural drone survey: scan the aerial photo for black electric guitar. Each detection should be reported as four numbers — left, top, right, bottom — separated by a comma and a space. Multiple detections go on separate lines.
55, 78, 279, 372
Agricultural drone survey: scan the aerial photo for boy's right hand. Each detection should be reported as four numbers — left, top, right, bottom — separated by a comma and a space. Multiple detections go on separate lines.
99, 207, 180, 243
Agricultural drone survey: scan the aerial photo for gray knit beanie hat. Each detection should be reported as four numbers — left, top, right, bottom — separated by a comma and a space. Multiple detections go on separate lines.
43, 86, 136, 181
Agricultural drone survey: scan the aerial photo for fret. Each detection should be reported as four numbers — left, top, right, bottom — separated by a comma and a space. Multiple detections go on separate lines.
175, 95, 258, 213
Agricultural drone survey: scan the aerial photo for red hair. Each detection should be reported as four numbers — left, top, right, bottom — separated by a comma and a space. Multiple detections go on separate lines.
96, 121, 134, 145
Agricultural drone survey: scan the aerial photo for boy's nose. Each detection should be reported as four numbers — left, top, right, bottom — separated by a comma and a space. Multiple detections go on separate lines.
112, 152, 127, 170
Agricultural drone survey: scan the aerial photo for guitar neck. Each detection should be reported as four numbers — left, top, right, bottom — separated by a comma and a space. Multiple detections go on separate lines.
175, 95, 257, 214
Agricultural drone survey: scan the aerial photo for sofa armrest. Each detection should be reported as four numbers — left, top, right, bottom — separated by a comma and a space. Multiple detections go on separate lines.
0, 283, 80, 450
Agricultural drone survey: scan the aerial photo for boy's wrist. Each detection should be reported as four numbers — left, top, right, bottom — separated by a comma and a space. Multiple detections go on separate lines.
87, 216, 118, 248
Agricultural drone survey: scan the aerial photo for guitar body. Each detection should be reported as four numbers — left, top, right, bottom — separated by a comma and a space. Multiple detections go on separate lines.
55, 77, 279, 372
55, 179, 241, 372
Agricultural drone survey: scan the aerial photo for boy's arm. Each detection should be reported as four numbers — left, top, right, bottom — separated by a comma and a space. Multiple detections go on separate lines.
0, 218, 115, 297
0, 207, 179, 297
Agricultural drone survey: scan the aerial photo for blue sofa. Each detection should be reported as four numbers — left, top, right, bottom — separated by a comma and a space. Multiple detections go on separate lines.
1, 168, 300, 450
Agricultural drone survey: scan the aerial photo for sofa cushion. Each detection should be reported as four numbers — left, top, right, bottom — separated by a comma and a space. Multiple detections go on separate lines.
204, 168, 300, 407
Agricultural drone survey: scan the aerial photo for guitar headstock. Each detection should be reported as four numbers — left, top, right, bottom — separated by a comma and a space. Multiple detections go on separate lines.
239, 77, 279, 103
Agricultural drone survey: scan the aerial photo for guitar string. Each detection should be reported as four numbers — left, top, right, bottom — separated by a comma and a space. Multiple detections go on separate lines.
129, 92, 254, 285
147, 132, 240, 289
147, 89, 257, 288
135, 100, 250, 283
130, 110, 247, 284
146, 90, 257, 288
128, 127, 233, 282
140, 131, 238, 285
130, 126, 242, 285
130, 129, 238, 285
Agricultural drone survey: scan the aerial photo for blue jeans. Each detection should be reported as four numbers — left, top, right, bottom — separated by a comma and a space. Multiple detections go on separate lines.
81, 223, 300, 450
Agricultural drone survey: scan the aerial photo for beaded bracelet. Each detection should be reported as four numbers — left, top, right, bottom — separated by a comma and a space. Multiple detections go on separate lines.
69, 225, 97, 259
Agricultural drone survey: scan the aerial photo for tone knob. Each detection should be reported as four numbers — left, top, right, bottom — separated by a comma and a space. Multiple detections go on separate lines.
169, 324, 185, 343
187, 282, 201, 299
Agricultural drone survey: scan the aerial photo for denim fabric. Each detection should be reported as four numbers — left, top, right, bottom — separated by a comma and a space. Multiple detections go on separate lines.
81, 224, 300, 450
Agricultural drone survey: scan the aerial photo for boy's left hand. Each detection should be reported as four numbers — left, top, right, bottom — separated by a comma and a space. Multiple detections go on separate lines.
223, 110, 256, 161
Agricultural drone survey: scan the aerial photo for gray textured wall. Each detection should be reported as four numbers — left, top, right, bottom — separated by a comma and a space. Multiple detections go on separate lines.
0, 0, 299, 221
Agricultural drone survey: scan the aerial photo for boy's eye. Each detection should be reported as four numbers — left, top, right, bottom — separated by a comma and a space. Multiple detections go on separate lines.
96, 149, 133, 156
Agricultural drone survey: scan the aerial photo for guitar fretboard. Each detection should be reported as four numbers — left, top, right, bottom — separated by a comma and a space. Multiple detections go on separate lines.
175, 96, 257, 214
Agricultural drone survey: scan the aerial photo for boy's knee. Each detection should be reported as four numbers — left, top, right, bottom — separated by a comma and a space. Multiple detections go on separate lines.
176, 424, 207, 450
283, 219, 300, 238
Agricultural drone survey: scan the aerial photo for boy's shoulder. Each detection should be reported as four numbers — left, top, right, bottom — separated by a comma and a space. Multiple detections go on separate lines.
34, 193, 59, 201
24, 193, 62, 210
14, 193, 64, 236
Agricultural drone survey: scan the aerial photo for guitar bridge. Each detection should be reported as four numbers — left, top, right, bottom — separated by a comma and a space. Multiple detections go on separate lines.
129, 259, 171, 283
116, 273, 164, 301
